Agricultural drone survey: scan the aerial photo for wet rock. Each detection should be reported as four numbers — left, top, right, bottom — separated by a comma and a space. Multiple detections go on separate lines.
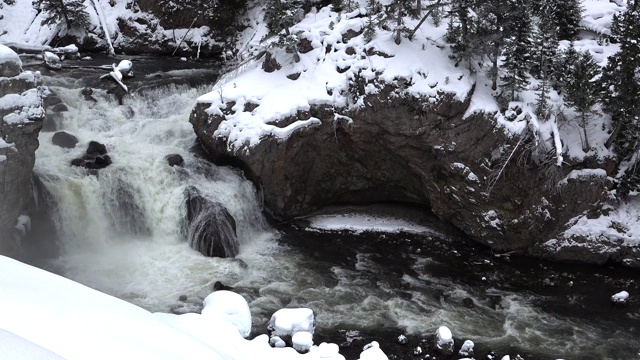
120, 105, 135, 119
51, 131, 78, 148
43, 95, 62, 108
51, 103, 68, 112
166, 154, 184, 167
178, 295, 187, 301
92, 155, 112, 169
462, 297, 475, 308
213, 281, 233, 292
81, 87, 93, 96
86, 141, 107, 156
70, 158, 86, 167
396, 334, 408, 345
184, 186, 238, 258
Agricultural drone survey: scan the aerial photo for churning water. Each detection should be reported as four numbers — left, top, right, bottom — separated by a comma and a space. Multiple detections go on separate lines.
29, 71, 640, 360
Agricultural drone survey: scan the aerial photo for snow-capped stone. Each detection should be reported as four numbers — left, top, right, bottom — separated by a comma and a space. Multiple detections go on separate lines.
317, 343, 343, 359
413, 346, 422, 355
611, 291, 629, 304
201, 290, 251, 338
0, 44, 22, 77
397, 334, 408, 345
359, 341, 388, 360
459, 340, 474, 357
268, 308, 314, 337
116, 60, 133, 75
269, 335, 286, 348
292, 331, 313, 353
501, 356, 510, 360
43, 51, 61, 70
434, 326, 454, 355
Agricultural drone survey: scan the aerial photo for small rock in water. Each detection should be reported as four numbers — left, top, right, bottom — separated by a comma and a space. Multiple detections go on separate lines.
611, 290, 629, 304
81, 87, 93, 96
462, 297, 475, 308
81, 56, 92, 61
413, 346, 422, 355
52, 131, 78, 148
459, 339, 474, 357
166, 154, 184, 167
213, 281, 233, 292
396, 334, 408, 345
51, 103, 68, 112
178, 295, 187, 301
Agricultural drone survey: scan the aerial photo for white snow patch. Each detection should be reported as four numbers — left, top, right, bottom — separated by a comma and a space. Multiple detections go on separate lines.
0, 328, 66, 360
359, 341, 388, 360
611, 291, 629, 303
307, 213, 440, 235
201, 290, 252, 338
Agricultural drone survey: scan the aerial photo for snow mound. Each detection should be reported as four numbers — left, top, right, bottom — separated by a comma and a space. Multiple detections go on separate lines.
292, 331, 313, 353
359, 341, 388, 360
0, 44, 22, 67
611, 291, 629, 304
201, 290, 252, 338
0, 328, 66, 360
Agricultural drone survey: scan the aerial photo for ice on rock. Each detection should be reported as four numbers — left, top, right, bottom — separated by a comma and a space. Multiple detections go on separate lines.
292, 331, 313, 353
359, 341, 388, 360
611, 291, 629, 304
268, 308, 314, 337
201, 290, 252, 338
435, 326, 454, 355
459, 339, 474, 357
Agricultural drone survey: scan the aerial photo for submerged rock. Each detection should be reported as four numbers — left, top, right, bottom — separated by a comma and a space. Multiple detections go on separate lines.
52, 131, 78, 149
184, 186, 238, 258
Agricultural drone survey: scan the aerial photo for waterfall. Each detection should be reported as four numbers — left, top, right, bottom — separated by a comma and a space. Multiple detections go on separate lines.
32, 83, 269, 311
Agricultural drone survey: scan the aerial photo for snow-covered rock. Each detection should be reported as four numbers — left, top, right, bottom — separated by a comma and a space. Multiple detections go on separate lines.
43, 51, 61, 70
201, 290, 252, 338
269, 335, 286, 348
0, 44, 22, 77
611, 291, 629, 304
292, 331, 313, 353
359, 341, 388, 360
434, 326, 454, 355
459, 339, 474, 357
268, 308, 314, 337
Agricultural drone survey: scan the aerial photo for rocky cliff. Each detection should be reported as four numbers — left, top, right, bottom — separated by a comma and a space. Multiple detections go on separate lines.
0, 45, 44, 255
187, 6, 639, 266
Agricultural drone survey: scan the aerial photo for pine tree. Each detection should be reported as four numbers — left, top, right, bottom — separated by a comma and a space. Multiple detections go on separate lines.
554, 42, 579, 90
564, 51, 601, 151
446, 0, 475, 69
499, 0, 533, 102
33, 0, 89, 30
600, 1, 640, 195
551, 0, 583, 41
476, 0, 509, 90
535, 75, 551, 120
363, 0, 381, 43
530, 15, 558, 80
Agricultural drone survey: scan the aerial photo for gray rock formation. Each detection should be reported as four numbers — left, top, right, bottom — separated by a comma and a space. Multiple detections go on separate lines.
0, 45, 44, 255
190, 83, 616, 263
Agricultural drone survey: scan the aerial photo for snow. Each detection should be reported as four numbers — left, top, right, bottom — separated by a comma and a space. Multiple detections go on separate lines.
292, 331, 313, 352
201, 290, 252, 338
0, 328, 67, 360
0, 44, 22, 67
436, 326, 453, 348
0, 155, 6, 162
268, 308, 315, 337
0, 255, 371, 360
197, 5, 473, 154
559, 168, 608, 186
307, 213, 441, 235
459, 340, 474, 357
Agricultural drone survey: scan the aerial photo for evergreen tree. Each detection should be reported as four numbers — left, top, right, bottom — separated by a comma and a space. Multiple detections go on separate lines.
476, 0, 509, 90
564, 51, 601, 151
33, 0, 89, 30
600, 1, 640, 195
530, 15, 558, 80
551, 0, 583, 41
363, 0, 382, 43
499, 0, 533, 102
554, 42, 579, 90
446, 0, 476, 69
535, 75, 551, 120
387, 0, 415, 44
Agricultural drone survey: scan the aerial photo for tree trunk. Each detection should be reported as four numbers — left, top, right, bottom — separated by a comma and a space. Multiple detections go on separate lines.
605, 116, 623, 149
491, 46, 499, 90
582, 113, 590, 152
395, 7, 402, 45
408, 1, 441, 41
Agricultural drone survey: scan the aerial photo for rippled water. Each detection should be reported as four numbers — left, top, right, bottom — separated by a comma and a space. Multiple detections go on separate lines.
25, 64, 640, 360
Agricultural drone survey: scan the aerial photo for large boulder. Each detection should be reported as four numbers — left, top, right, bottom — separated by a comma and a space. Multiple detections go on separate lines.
0, 45, 44, 254
184, 186, 239, 258
190, 84, 610, 260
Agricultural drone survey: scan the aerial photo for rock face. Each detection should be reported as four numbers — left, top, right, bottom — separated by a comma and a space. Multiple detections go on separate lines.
0, 45, 44, 254
190, 85, 610, 259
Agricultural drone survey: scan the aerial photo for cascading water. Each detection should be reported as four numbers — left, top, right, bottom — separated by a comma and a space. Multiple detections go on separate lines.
27, 68, 640, 360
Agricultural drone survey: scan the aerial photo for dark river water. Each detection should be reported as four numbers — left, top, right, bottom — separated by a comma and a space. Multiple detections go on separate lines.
19, 55, 640, 360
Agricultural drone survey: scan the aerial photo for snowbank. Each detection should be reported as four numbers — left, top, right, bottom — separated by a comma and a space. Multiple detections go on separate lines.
0, 255, 372, 360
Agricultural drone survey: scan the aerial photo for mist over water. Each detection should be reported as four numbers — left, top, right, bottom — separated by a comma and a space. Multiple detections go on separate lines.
29, 77, 640, 360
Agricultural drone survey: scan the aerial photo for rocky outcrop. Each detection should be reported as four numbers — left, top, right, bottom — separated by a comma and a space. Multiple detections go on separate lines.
0, 45, 44, 255
190, 83, 610, 259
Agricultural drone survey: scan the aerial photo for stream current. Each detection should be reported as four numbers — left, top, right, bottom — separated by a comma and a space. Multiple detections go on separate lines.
22, 58, 640, 360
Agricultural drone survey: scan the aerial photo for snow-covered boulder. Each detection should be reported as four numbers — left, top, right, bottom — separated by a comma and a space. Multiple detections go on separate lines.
292, 331, 313, 353
316, 343, 344, 360
0, 44, 21, 77
434, 326, 454, 356
459, 339, 474, 357
359, 341, 388, 360
611, 291, 629, 304
268, 308, 314, 337
201, 290, 252, 338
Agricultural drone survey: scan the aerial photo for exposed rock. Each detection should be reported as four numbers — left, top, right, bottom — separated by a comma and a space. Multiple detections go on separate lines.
51, 103, 68, 113
184, 186, 239, 258
86, 141, 107, 156
166, 154, 184, 167
42, 95, 62, 108
190, 83, 610, 260
0, 45, 44, 255
51, 131, 78, 148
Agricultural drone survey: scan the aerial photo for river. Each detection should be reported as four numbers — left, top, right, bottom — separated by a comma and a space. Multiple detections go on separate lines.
21, 57, 640, 360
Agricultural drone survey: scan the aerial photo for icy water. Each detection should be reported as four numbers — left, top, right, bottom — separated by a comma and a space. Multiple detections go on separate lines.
23, 58, 640, 360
